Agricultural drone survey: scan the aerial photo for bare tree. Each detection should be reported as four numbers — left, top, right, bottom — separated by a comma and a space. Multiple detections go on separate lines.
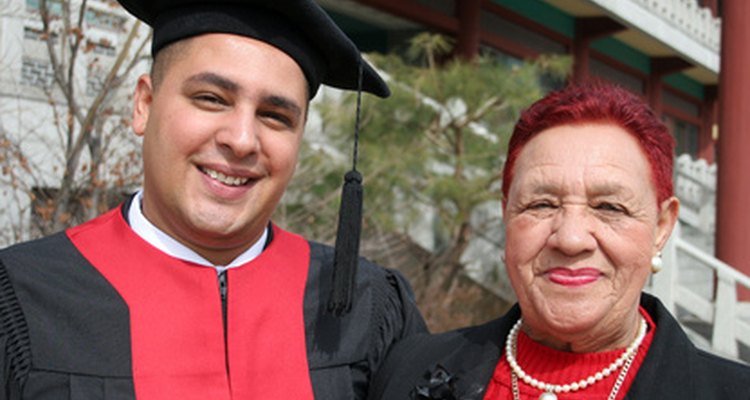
0, 0, 150, 244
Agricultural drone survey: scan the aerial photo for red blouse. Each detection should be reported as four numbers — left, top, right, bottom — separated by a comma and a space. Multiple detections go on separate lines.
483, 308, 655, 400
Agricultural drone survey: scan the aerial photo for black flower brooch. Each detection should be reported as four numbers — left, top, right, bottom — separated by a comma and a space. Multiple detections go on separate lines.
412, 364, 459, 400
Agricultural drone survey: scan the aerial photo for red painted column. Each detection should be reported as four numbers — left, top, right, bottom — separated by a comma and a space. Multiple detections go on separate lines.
454, 0, 482, 60
698, 86, 717, 164
646, 73, 663, 116
648, 57, 691, 117
716, 0, 750, 298
572, 18, 625, 83
572, 38, 590, 83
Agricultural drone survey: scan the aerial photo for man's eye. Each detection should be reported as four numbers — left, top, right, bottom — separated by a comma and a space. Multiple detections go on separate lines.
260, 111, 294, 128
193, 94, 226, 106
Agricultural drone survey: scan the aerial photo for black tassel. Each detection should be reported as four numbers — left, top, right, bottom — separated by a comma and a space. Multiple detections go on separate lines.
328, 61, 365, 316
328, 170, 363, 315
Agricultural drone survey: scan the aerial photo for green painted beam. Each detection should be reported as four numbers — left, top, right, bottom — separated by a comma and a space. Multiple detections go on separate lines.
490, 0, 574, 37
327, 1, 706, 100
664, 73, 704, 99
591, 37, 651, 74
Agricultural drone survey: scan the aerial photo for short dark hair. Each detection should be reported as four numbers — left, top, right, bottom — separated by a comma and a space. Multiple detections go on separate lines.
149, 39, 189, 91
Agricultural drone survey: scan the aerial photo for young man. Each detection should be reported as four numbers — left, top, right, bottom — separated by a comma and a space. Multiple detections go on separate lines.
0, 1, 426, 399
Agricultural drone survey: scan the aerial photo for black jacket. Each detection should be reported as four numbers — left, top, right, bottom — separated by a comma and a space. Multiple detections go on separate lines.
368, 293, 750, 400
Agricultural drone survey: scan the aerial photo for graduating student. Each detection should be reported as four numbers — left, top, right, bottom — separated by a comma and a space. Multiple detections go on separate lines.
0, 1, 426, 399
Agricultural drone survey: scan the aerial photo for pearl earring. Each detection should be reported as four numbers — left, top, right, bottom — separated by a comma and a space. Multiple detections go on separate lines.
651, 252, 663, 273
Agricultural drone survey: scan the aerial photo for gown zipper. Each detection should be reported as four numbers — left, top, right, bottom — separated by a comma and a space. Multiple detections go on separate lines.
219, 270, 228, 329
218, 271, 230, 378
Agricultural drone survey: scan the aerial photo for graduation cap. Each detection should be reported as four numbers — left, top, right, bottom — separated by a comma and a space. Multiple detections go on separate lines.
117, 0, 389, 98
117, 0, 387, 315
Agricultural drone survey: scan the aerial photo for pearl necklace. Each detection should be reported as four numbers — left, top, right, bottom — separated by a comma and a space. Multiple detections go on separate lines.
506, 316, 647, 400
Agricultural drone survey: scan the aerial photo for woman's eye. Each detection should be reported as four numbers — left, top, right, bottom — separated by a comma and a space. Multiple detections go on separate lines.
527, 201, 555, 210
594, 202, 625, 213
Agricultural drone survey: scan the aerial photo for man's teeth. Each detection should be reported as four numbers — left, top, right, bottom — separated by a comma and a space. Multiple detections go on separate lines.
203, 168, 250, 186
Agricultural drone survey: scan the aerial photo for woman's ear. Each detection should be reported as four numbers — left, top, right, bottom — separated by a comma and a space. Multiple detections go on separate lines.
654, 196, 680, 251
132, 74, 154, 137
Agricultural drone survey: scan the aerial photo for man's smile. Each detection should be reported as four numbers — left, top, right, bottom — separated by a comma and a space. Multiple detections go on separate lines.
199, 166, 252, 186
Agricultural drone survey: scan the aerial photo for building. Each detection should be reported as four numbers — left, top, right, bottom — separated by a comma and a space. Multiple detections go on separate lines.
321, 0, 750, 281
0, 0, 149, 243
322, 0, 720, 161
319, 0, 750, 360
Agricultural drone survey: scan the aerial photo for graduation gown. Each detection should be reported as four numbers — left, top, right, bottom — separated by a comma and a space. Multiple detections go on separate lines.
0, 203, 426, 399
367, 294, 750, 400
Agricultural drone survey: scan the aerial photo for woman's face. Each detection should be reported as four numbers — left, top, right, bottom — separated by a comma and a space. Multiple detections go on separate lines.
503, 123, 678, 352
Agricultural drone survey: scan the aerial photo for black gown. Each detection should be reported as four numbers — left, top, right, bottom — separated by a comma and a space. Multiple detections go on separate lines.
0, 201, 426, 399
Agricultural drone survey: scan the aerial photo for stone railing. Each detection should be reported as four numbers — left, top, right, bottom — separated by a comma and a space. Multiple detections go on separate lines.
674, 153, 716, 236
651, 223, 750, 363
632, 0, 721, 51
648, 153, 750, 363
590, 0, 720, 72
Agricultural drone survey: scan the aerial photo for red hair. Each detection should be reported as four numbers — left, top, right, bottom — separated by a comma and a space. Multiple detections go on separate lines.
501, 83, 675, 205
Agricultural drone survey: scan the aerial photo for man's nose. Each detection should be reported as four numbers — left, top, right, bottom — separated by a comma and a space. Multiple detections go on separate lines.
216, 111, 261, 158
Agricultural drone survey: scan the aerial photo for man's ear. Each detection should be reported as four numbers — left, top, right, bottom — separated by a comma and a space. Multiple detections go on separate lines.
654, 196, 680, 252
132, 74, 154, 137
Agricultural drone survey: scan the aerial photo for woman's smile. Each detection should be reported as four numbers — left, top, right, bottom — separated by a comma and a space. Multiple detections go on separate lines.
545, 267, 602, 286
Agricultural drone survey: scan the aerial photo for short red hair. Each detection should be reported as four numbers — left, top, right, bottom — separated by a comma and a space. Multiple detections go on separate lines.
501, 83, 675, 206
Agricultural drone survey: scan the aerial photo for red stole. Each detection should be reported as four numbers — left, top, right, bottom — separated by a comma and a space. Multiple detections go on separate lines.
67, 208, 314, 399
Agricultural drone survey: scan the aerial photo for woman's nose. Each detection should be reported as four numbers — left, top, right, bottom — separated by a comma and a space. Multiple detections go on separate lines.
546, 207, 597, 256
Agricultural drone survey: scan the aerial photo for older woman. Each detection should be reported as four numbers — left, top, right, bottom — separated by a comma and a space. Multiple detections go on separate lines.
367, 83, 750, 400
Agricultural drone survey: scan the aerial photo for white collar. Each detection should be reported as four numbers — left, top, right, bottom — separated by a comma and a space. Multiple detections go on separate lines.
127, 190, 268, 273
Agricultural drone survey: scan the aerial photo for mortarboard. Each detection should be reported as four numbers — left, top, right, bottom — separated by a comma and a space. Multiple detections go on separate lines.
117, 0, 385, 315
116, 0, 390, 99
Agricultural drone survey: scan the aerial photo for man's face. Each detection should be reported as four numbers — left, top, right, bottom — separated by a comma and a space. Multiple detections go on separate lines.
132, 33, 308, 265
